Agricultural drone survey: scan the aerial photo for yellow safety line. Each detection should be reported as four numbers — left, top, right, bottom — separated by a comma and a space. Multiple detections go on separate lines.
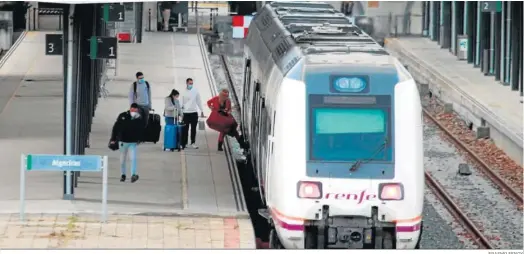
198, 2, 229, 8
171, 34, 189, 210
180, 149, 189, 209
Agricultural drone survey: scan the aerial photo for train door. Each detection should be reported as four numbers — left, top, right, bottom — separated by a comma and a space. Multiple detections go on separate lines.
241, 58, 251, 136
258, 102, 269, 203
250, 82, 261, 171
264, 110, 276, 203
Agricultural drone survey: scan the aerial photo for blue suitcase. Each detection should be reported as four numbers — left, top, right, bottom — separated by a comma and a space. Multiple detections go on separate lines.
163, 120, 182, 152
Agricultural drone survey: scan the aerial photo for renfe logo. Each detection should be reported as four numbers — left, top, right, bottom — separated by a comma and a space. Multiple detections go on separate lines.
325, 190, 377, 204
51, 160, 81, 168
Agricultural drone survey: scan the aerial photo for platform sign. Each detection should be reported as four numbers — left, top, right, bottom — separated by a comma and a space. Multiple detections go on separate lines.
103, 3, 125, 22
19, 154, 108, 223
89, 36, 117, 60
45, 34, 63, 55
481, 1, 502, 12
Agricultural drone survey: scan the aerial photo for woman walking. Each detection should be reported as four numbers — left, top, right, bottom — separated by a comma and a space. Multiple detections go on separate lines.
164, 89, 182, 125
207, 88, 247, 151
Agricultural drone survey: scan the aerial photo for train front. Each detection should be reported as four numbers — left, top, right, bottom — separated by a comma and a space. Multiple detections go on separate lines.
271, 56, 424, 249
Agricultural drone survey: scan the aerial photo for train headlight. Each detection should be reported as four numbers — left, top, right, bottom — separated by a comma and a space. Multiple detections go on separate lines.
378, 183, 404, 200
297, 181, 322, 199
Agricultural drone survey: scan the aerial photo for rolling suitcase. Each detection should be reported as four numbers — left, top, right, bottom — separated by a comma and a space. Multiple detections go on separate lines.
164, 118, 183, 152
144, 110, 161, 143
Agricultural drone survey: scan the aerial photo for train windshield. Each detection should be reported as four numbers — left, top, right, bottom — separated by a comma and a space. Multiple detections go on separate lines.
310, 107, 392, 162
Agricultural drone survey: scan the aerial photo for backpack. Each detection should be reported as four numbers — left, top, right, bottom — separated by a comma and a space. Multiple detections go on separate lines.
133, 81, 150, 99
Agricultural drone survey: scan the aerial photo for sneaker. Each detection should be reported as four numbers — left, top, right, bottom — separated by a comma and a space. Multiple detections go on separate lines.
120, 174, 126, 182
191, 143, 199, 149
131, 175, 139, 183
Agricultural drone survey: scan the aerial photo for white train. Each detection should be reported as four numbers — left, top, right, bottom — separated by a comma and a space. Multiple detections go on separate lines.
239, 1, 424, 249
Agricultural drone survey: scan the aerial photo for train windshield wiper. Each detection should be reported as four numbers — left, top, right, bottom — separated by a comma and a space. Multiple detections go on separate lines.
349, 137, 389, 172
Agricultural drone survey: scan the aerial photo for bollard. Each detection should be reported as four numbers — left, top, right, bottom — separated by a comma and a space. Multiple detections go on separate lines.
32, 8, 36, 31
148, 9, 151, 31
443, 103, 453, 114
476, 126, 490, 139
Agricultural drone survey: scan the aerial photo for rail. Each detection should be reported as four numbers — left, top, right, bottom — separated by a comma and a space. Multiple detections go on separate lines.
197, 33, 247, 212
425, 172, 494, 249
219, 54, 241, 113
423, 109, 523, 206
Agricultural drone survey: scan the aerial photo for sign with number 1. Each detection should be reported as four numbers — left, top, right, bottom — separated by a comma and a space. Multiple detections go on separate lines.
89, 36, 118, 60
103, 3, 125, 22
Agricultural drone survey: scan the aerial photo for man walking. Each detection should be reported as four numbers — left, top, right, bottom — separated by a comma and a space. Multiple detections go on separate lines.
181, 78, 204, 149
129, 71, 152, 128
110, 103, 143, 183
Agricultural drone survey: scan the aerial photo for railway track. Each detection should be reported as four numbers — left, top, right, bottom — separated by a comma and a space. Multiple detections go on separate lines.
425, 172, 494, 249
423, 109, 523, 207
219, 54, 241, 111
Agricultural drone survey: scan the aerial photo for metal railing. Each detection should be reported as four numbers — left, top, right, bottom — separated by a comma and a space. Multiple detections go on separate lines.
367, 13, 424, 39
27, 7, 63, 31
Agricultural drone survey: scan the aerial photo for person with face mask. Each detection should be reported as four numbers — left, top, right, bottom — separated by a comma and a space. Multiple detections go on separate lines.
129, 71, 152, 129
164, 89, 182, 124
110, 103, 144, 183
181, 77, 205, 149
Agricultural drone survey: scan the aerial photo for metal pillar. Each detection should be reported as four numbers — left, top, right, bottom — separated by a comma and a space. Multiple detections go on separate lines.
429, 1, 434, 40
64, 3, 75, 200
509, 2, 520, 91
475, 3, 482, 66
451, 1, 456, 54
489, 11, 496, 74
62, 4, 74, 197
500, 2, 506, 81
504, 2, 512, 83
135, 2, 143, 43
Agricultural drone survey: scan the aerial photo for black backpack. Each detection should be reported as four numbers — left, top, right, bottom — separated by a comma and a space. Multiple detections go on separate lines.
133, 81, 150, 99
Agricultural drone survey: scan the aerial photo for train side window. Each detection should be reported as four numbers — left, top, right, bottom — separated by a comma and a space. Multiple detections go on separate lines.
271, 111, 276, 135
243, 59, 251, 102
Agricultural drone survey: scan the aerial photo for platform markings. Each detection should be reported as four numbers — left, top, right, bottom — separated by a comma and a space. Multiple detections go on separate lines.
0, 34, 42, 117
171, 34, 189, 210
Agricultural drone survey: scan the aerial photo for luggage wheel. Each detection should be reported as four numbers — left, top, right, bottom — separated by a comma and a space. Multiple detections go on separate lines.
170, 149, 175, 152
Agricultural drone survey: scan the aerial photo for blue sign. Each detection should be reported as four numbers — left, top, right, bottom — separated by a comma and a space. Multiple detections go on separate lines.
25, 154, 102, 172
333, 77, 367, 93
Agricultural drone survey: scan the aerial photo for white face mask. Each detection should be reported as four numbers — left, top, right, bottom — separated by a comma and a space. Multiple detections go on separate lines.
130, 112, 140, 119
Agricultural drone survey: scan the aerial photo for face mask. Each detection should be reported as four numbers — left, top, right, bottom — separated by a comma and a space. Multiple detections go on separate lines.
139, 78, 145, 84
187, 85, 193, 90
130, 112, 140, 118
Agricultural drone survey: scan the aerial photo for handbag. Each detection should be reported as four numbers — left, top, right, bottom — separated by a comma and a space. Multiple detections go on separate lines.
108, 141, 119, 151
206, 110, 237, 133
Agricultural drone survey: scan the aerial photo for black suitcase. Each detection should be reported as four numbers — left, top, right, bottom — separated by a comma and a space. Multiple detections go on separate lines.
144, 110, 161, 143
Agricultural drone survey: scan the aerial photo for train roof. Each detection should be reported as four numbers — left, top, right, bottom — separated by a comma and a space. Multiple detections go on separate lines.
247, 1, 393, 77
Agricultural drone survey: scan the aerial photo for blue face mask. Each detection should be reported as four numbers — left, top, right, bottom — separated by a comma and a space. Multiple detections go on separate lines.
139, 78, 145, 84
187, 85, 193, 90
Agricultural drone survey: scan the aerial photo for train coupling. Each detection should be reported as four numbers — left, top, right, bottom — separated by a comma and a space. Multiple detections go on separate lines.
306, 205, 395, 249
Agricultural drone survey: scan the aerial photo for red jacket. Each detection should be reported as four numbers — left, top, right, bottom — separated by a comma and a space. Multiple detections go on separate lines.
207, 96, 231, 113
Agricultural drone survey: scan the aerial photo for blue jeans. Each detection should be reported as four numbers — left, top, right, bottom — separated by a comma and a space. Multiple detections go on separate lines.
165, 116, 175, 125
119, 142, 137, 176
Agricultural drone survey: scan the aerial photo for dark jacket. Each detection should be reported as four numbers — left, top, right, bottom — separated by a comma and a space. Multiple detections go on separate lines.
110, 111, 144, 143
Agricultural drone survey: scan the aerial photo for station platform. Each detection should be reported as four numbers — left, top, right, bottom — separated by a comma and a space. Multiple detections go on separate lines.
385, 37, 523, 166
0, 31, 255, 248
